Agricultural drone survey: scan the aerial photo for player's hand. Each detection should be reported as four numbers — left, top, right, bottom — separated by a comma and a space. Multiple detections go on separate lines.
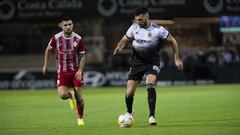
42, 66, 48, 75
175, 59, 183, 71
76, 70, 83, 83
113, 47, 122, 55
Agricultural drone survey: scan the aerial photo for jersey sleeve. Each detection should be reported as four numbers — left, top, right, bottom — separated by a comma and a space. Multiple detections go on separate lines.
49, 36, 56, 48
78, 38, 85, 54
126, 24, 136, 39
158, 26, 169, 40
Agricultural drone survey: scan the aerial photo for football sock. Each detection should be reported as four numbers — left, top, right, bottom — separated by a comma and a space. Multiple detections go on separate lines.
125, 94, 134, 114
76, 100, 84, 119
147, 83, 156, 117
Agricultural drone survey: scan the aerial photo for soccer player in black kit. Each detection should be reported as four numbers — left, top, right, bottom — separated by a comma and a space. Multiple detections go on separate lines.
113, 7, 183, 125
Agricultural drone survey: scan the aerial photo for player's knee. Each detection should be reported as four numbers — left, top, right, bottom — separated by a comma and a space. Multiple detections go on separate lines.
59, 93, 69, 100
126, 93, 134, 98
126, 89, 135, 97
146, 83, 155, 90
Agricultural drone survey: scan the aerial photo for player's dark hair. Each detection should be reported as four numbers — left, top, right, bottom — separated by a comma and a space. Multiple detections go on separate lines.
60, 16, 72, 22
134, 6, 149, 16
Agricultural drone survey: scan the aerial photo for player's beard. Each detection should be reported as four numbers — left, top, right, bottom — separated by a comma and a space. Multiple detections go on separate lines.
139, 21, 147, 28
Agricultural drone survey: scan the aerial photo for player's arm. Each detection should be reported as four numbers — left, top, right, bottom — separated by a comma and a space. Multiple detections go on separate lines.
166, 34, 183, 70
76, 52, 85, 81
42, 43, 54, 75
113, 35, 131, 55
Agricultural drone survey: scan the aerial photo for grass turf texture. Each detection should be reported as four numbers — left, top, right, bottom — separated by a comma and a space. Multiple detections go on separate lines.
0, 84, 240, 135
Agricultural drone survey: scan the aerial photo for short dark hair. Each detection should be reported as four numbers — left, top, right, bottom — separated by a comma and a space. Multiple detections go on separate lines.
60, 16, 72, 22
134, 6, 149, 16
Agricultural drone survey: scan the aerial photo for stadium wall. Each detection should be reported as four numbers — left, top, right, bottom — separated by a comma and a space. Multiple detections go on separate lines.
0, 64, 239, 89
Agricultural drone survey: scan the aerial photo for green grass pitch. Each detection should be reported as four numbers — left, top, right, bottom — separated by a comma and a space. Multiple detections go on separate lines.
0, 84, 240, 135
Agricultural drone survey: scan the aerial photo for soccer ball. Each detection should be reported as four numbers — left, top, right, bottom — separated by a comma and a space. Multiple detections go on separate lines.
117, 113, 134, 128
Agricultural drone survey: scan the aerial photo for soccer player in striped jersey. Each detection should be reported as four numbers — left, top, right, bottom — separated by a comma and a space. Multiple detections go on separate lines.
113, 7, 183, 125
42, 18, 85, 126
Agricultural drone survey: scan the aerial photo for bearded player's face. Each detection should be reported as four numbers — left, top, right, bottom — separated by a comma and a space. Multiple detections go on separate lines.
134, 13, 149, 28
61, 20, 73, 34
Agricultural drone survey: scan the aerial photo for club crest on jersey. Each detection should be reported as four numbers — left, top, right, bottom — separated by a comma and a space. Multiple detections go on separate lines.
148, 32, 152, 37
135, 32, 138, 35
73, 41, 78, 47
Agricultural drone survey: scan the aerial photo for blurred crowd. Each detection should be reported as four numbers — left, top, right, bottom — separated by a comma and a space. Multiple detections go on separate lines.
108, 33, 240, 71
1, 20, 240, 72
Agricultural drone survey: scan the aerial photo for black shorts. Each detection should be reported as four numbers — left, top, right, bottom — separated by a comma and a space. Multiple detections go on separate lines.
128, 64, 161, 82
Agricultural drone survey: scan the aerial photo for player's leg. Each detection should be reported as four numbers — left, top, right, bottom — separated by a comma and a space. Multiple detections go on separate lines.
146, 65, 160, 125
74, 87, 84, 126
74, 87, 84, 118
146, 74, 157, 125
57, 73, 75, 110
57, 72, 73, 100
57, 86, 72, 99
146, 74, 157, 117
126, 66, 145, 114
73, 73, 85, 126
125, 80, 138, 114
57, 86, 76, 109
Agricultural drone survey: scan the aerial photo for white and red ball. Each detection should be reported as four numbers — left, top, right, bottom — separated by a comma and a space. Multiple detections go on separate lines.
117, 113, 134, 128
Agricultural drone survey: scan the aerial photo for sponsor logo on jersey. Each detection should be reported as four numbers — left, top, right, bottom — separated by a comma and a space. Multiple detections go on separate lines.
136, 39, 151, 44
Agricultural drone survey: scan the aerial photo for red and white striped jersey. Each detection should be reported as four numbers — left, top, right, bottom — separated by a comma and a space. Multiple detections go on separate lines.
49, 31, 85, 73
